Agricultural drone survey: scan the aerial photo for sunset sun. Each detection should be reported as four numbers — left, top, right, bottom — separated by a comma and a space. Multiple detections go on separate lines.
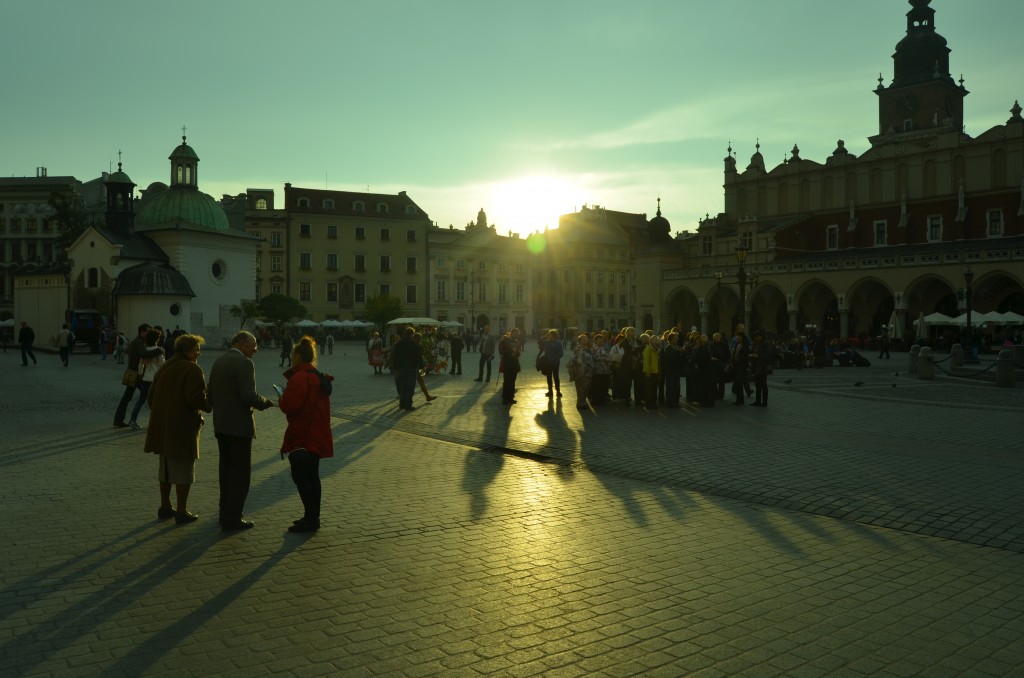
488, 175, 589, 237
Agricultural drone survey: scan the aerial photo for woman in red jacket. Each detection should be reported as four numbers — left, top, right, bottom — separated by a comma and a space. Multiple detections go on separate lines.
279, 335, 334, 533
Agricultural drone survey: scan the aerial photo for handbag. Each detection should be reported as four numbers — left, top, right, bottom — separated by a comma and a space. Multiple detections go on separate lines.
121, 368, 139, 387
535, 349, 546, 372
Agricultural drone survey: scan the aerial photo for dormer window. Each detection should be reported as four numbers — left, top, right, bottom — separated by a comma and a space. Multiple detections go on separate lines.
255, 198, 267, 210
405, 205, 416, 215
376, 202, 389, 214
353, 201, 365, 212
323, 199, 334, 209
297, 198, 310, 208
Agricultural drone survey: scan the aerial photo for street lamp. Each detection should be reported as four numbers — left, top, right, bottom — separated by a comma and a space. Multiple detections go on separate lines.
736, 245, 749, 328
963, 267, 974, 359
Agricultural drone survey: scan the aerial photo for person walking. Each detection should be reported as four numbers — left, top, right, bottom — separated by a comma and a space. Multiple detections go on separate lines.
279, 333, 293, 368
474, 325, 496, 382
391, 326, 422, 410
750, 330, 774, 407
208, 331, 276, 532
568, 333, 594, 410
114, 324, 161, 427
279, 336, 334, 533
878, 325, 891, 359
128, 328, 166, 428
55, 323, 74, 367
449, 332, 464, 375
498, 328, 522, 406
731, 324, 752, 405
144, 334, 211, 524
18, 321, 36, 366
538, 329, 564, 398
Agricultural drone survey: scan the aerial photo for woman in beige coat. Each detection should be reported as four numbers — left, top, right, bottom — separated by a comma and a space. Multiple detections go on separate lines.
144, 334, 212, 524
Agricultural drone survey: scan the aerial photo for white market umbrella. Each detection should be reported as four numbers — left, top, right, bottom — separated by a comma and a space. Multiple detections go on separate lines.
319, 319, 344, 328
0, 318, 14, 327
439, 320, 464, 329
294, 319, 320, 328
887, 311, 902, 340
998, 311, 1024, 326
387, 317, 440, 327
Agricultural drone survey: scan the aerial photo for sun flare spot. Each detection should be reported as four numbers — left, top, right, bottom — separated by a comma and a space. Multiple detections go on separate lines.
488, 175, 589, 237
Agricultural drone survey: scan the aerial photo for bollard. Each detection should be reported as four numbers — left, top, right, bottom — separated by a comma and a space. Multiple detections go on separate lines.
950, 343, 964, 369
918, 346, 934, 380
996, 349, 1016, 387
908, 344, 921, 376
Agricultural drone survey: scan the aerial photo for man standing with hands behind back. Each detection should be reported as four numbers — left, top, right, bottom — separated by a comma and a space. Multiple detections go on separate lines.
209, 331, 275, 532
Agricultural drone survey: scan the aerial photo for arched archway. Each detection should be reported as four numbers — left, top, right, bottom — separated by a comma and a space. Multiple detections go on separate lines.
846, 276, 893, 338
749, 282, 787, 334
666, 287, 700, 332
793, 278, 837, 335
705, 285, 739, 337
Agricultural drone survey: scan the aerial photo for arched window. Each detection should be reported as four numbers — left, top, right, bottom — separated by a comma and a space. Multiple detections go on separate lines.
87, 268, 98, 288
255, 198, 267, 210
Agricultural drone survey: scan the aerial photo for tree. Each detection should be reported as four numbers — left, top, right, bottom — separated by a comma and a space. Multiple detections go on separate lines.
49, 190, 96, 258
229, 300, 261, 329
359, 293, 403, 329
258, 294, 307, 330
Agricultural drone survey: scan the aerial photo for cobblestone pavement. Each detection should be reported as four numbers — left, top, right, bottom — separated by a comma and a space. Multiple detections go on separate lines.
1, 342, 1022, 677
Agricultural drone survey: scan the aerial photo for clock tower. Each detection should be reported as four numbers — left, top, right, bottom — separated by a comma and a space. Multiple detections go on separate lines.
871, 0, 967, 146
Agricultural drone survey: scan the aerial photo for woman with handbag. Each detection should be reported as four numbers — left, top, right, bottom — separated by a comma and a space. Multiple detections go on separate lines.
538, 329, 564, 398
279, 335, 334, 533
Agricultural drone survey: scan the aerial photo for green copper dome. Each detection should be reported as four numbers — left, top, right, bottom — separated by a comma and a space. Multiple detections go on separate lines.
135, 184, 232, 233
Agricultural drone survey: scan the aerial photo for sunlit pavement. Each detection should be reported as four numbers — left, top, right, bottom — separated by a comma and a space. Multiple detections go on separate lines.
1, 342, 1022, 676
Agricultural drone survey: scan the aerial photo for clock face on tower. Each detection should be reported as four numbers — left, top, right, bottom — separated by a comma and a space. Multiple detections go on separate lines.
900, 92, 920, 116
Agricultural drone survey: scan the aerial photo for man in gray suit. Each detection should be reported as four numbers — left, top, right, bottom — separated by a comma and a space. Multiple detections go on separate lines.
208, 331, 275, 532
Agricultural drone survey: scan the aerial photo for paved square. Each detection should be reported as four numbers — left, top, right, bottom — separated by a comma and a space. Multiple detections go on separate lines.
1, 343, 1022, 676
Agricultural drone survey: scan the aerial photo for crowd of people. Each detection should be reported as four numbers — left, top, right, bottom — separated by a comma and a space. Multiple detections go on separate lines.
110, 324, 333, 534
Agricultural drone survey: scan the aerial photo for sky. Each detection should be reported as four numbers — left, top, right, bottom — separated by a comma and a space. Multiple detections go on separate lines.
3, 0, 1022, 237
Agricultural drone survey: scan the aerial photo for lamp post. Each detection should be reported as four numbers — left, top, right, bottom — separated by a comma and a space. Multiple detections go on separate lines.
963, 267, 975, 361
735, 245, 749, 328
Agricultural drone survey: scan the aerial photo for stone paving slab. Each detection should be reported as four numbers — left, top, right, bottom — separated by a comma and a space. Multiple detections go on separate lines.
1, 344, 1022, 676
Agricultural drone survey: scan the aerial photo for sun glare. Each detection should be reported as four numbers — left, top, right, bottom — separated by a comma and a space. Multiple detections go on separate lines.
488, 175, 588, 237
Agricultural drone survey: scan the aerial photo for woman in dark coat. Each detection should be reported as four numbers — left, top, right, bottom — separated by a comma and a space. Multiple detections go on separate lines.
279, 335, 334, 532
750, 331, 774, 407
710, 332, 732, 400
145, 334, 211, 524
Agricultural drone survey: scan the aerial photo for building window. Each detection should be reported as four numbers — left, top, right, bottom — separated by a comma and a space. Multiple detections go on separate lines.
927, 215, 942, 242
739, 232, 753, 250
353, 201, 365, 212
299, 282, 311, 302
323, 199, 334, 209
300, 252, 311, 270
376, 203, 389, 214
381, 228, 390, 241
406, 256, 416, 273
11, 219, 20, 233
701, 236, 713, 256
456, 259, 465, 270
874, 220, 887, 246
478, 282, 487, 302
326, 282, 338, 302
436, 280, 447, 301
271, 255, 282, 272
355, 227, 365, 239
478, 260, 487, 271
498, 282, 508, 303
326, 253, 338, 270
379, 283, 391, 296
255, 282, 261, 299
297, 198, 310, 208
405, 206, 416, 216
271, 232, 282, 246
515, 284, 524, 304
271, 282, 282, 295
987, 210, 1003, 237
597, 293, 604, 308
826, 224, 839, 250
456, 281, 466, 302
407, 229, 416, 242
354, 283, 365, 302
380, 255, 391, 272
300, 223, 311, 237
327, 225, 338, 238
87, 268, 99, 287
211, 259, 227, 281
255, 198, 267, 210
585, 293, 592, 309
436, 257, 446, 269
355, 254, 365, 271
406, 285, 417, 304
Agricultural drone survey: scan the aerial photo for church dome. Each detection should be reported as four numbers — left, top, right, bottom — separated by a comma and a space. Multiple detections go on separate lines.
112, 262, 196, 297
135, 185, 232, 232
648, 198, 671, 238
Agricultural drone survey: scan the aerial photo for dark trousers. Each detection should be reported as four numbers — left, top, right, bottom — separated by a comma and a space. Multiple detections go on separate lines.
395, 369, 417, 408
288, 449, 321, 523
59, 347, 69, 366
21, 343, 36, 365
665, 374, 681, 406
477, 354, 493, 380
114, 383, 137, 424
754, 373, 769, 405
502, 369, 518, 403
544, 367, 561, 394
450, 350, 462, 374
216, 433, 253, 525
590, 373, 611, 405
